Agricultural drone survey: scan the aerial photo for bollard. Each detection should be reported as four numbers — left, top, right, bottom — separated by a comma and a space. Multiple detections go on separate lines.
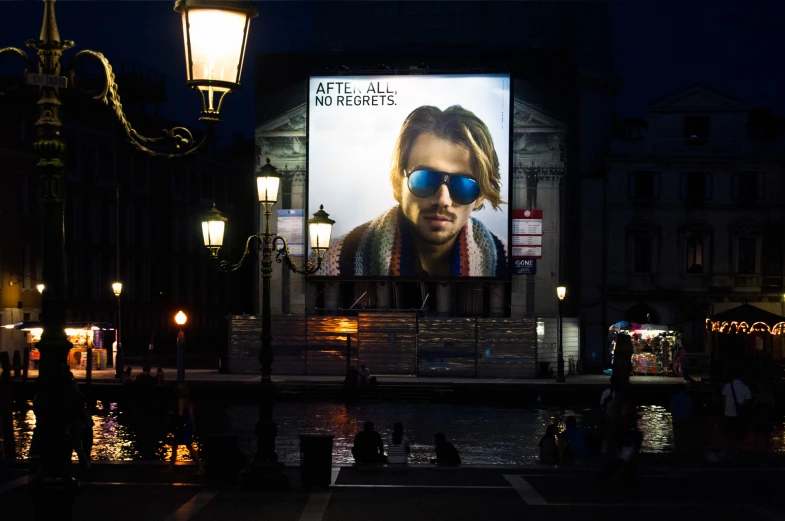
12, 350, 21, 378
22, 347, 29, 382
86, 346, 93, 387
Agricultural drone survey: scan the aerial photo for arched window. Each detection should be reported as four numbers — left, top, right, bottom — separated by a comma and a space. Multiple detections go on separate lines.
679, 221, 713, 274
626, 221, 660, 274
731, 221, 763, 275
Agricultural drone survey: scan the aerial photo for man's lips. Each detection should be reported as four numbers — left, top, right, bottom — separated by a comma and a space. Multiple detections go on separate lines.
423, 214, 454, 222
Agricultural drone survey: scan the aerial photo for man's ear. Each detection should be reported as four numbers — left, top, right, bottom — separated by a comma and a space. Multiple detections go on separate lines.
472, 196, 485, 212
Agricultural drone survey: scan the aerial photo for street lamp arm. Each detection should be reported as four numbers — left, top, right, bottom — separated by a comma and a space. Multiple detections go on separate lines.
213, 234, 263, 273
0, 47, 33, 93
272, 235, 323, 275
68, 50, 212, 159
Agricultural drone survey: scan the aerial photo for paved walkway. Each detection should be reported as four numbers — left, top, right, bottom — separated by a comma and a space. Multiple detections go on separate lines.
1, 456, 783, 521
19, 368, 682, 386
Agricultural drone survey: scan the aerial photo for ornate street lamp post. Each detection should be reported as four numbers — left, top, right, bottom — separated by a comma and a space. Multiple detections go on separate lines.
556, 285, 567, 383
175, 310, 188, 382
202, 159, 334, 489
112, 282, 123, 377
0, 0, 255, 517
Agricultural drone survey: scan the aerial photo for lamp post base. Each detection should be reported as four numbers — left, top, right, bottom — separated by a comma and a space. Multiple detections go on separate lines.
240, 461, 289, 491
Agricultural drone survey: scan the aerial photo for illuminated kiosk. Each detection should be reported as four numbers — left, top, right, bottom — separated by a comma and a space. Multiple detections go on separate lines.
608, 322, 683, 377
2, 322, 114, 370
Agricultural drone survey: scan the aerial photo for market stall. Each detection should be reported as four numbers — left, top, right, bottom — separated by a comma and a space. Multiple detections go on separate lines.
706, 304, 785, 380
608, 322, 684, 376
5, 322, 115, 370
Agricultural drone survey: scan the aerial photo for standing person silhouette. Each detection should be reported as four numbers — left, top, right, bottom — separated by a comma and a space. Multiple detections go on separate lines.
168, 383, 204, 474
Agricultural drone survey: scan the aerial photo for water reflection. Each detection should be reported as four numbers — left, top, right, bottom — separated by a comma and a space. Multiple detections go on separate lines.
11, 401, 784, 465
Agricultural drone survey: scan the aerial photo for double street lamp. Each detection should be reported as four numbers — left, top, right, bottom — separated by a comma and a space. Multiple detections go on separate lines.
201, 159, 334, 488
556, 285, 567, 383
1, 0, 255, 517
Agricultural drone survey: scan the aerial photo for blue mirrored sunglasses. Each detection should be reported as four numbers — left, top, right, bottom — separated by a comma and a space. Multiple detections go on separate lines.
405, 169, 481, 206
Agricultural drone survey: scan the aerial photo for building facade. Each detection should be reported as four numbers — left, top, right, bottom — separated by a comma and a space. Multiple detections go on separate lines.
0, 63, 253, 361
227, 1, 619, 376
580, 85, 785, 367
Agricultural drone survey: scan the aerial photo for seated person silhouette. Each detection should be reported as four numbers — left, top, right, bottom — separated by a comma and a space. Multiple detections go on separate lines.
431, 432, 461, 466
351, 421, 386, 464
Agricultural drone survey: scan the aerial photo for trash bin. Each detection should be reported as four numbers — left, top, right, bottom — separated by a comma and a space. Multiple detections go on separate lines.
299, 434, 334, 489
538, 361, 551, 378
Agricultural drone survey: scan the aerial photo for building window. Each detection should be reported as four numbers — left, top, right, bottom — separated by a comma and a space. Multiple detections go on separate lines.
633, 235, 653, 273
628, 171, 659, 200
732, 172, 764, 203
737, 237, 758, 274
684, 115, 710, 143
680, 172, 712, 201
686, 234, 704, 273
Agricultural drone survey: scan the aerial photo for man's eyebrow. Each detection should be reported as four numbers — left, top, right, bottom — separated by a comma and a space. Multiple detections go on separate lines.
407, 165, 474, 177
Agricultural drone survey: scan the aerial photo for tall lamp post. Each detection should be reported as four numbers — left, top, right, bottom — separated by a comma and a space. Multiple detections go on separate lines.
175, 310, 187, 382
202, 159, 334, 489
0, 1, 255, 517
112, 282, 123, 377
556, 285, 567, 383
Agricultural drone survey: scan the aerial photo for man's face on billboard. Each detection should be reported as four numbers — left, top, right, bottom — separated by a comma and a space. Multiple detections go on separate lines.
400, 132, 485, 249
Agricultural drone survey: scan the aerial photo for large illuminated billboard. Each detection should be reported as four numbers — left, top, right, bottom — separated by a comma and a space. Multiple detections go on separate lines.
308, 74, 510, 278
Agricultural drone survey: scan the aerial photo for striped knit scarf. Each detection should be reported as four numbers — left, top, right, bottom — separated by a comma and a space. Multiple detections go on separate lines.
321, 206, 506, 277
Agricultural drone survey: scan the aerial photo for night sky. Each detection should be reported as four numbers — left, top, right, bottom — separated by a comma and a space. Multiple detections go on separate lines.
1, 0, 782, 142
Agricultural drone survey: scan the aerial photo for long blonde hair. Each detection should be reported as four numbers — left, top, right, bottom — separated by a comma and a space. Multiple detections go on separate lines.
388, 105, 505, 210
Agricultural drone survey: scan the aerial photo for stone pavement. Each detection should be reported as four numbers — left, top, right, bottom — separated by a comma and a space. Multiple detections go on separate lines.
1, 456, 783, 521
23, 367, 681, 386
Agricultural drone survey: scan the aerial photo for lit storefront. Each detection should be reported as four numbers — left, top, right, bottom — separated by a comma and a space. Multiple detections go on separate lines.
3, 322, 114, 370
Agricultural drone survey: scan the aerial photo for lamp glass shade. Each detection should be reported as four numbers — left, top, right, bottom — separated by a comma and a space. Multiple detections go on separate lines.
182, 8, 250, 88
256, 174, 280, 205
556, 286, 567, 300
175, 311, 188, 326
36, 283, 45, 294
112, 282, 123, 297
201, 219, 226, 249
308, 205, 335, 259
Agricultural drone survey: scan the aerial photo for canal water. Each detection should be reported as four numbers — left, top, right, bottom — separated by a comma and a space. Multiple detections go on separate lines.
10, 400, 785, 465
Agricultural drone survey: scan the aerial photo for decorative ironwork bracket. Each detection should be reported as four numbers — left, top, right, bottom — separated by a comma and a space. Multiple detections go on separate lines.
68, 50, 211, 159
212, 234, 323, 275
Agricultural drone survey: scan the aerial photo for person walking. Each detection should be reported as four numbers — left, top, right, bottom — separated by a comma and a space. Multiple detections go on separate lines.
67, 375, 92, 473
670, 383, 694, 456
387, 423, 410, 464
168, 383, 204, 474
721, 371, 751, 459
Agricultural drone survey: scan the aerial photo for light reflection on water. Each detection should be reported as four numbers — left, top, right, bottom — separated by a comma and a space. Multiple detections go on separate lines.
10, 401, 783, 465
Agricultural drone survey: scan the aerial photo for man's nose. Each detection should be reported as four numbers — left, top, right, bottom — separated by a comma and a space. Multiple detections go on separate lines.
430, 183, 452, 206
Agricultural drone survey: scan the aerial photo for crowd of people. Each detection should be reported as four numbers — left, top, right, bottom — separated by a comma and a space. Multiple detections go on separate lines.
350, 421, 461, 466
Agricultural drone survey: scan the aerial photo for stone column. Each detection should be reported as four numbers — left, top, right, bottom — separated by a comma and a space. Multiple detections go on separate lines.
376, 282, 391, 310
489, 282, 505, 317
324, 282, 340, 315
436, 283, 452, 317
